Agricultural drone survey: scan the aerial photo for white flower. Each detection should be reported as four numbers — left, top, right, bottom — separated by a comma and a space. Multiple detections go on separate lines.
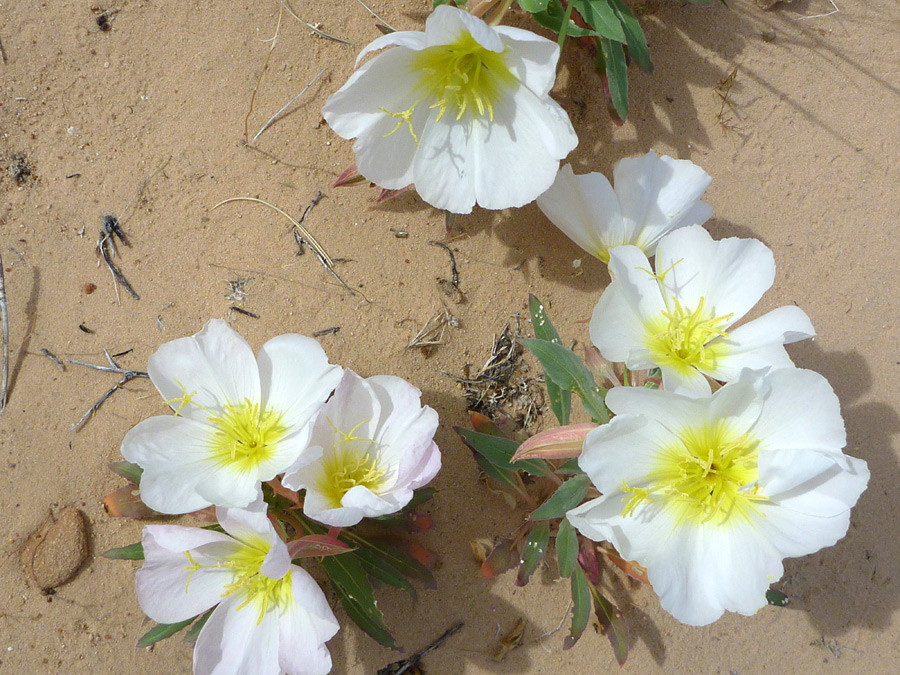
136, 497, 340, 675
590, 225, 816, 396
122, 319, 342, 514
283, 370, 441, 527
536, 151, 713, 263
322, 5, 578, 214
567, 368, 869, 626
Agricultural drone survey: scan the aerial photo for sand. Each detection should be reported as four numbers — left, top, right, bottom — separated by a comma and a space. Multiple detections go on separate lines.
1, 0, 898, 672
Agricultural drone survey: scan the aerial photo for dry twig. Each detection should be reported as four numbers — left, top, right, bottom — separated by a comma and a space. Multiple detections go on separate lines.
252, 68, 327, 143
279, 0, 353, 44
66, 352, 149, 431
0, 252, 8, 414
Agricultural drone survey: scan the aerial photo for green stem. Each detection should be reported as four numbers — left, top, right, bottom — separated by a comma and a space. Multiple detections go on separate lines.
558, 1, 574, 50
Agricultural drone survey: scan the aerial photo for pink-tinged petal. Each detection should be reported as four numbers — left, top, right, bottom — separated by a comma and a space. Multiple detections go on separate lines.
425, 5, 503, 52
354, 30, 426, 65
413, 116, 477, 213
760, 448, 869, 518
323, 46, 423, 144
494, 25, 561, 97
705, 305, 815, 381
194, 595, 281, 675
405, 441, 441, 490
751, 368, 846, 451
304, 499, 364, 528
321, 370, 380, 441
148, 319, 260, 423
278, 567, 340, 675
537, 165, 624, 261
121, 415, 220, 514
589, 281, 649, 364
136, 526, 235, 624
342, 484, 396, 518
257, 333, 342, 434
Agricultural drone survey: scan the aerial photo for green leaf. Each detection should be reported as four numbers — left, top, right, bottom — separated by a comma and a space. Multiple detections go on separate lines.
102, 542, 144, 560
520, 339, 609, 423
109, 460, 143, 485
532, 0, 599, 38
530, 475, 591, 520
354, 548, 417, 597
137, 617, 195, 648
766, 588, 790, 607
518, 0, 550, 11
557, 458, 584, 475
515, 522, 550, 587
342, 533, 436, 589
457, 428, 552, 478
590, 585, 628, 665
556, 518, 579, 577
479, 536, 522, 578
529, 295, 571, 426
183, 608, 213, 645
563, 566, 592, 649
600, 37, 629, 120
572, 0, 626, 42
322, 554, 398, 649
609, 0, 653, 73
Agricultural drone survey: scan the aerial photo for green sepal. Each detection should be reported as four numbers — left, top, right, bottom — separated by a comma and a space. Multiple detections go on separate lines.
102, 542, 144, 560
137, 617, 195, 648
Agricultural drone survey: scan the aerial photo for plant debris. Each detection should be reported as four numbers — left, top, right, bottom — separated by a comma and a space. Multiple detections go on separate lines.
405, 304, 459, 355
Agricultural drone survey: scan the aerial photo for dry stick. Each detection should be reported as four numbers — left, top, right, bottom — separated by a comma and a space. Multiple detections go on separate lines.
0, 35, 8, 64
429, 240, 459, 287
244, 4, 284, 144
0, 253, 8, 414
65, 358, 149, 431
211, 197, 361, 298
252, 68, 327, 143
278, 0, 353, 45
40, 349, 66, 371
356, 0, 397, 32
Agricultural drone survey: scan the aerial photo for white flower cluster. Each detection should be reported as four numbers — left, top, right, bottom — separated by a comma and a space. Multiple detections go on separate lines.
123, 320, 440, 674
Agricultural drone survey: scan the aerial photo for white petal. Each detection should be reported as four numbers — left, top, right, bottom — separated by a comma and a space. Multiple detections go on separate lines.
217, 497, 276, 549
413, 115, 477, 213
278, 567, 340, 675
606, 245, 668, 320
755, 502, 859, 560
342, 484, 399, 517
653, 225, 719, 311
704, 305, 815, 381
148, 319, 260, 423
613, 152, 712, 247
121, 416, 220, 514
321, 370, 380, 441
641, 200, 712, 258
194, 595, 281, 675
589, 281, 649, 364
354, 30, 426, 65
751, 368, 846, 451
352, 98, 431, 190
494, 26, 561, 97
604, 385, 707, 433
404, 441, 442, 491
537, 165, 623, 260
566, 494, 625, 543
658, 364, 713, 397
136, 526, 235, 624
257, 333, 342, 434
425, 5, 503, 52
303, 491, 364, 528
367, 375, 439, 478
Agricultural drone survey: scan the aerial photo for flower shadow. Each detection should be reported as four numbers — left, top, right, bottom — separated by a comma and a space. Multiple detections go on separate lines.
774, 342, 900, 636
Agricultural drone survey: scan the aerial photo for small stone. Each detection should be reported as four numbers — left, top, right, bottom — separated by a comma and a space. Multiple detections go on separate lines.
22, 508, 89, 591
762, 28, 777, 42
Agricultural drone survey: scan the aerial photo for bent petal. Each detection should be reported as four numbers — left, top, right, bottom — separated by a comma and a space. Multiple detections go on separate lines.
425, 4, 504, 52
148, 319, 261, 423
194, 594, 281, 675
495, 25, 561, 97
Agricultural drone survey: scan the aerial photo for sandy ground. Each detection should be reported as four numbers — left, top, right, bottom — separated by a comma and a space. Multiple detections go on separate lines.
1, 0, 899, 673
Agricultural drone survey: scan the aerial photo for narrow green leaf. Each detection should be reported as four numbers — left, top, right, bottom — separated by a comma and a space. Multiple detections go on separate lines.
137, 617, 195, 648
572, 0, 626, 42
520, 339, 609, 423
518, 0, 550, 11
766, 588, 789, 607
608, 0, 653, 73
590, 585, 628, 665
557, 458, 584, 475
563, 566, 591, 649
601, 37, 629, 120
184, 608, 213, 645
529, 295, 571, 426
354, 548, 417, 597
556, 518, 578, 577
109, 460, 143, 485
457, 428, 552, 478
515, 522, 550, 587
103, 542, 144, 560
530, 475, 591, 520
532, 0, 599, 38
472, 451, 521, 491
322, 555, 398, 649
342, 533, 436, 589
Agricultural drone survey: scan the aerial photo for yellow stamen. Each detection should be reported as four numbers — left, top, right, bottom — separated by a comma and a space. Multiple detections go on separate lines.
318, 418, 388, 508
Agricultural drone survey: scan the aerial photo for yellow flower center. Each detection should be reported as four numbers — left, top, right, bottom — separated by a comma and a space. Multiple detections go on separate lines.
167, 383, 288, 474
642, 263, 733, 375
381, 32, 515, 143
183, 537, 293, 624
318, 419, 388, 508
621, 420, 766, 528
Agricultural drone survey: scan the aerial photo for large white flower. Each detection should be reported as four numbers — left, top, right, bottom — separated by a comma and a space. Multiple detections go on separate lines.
322, 5, 578, 214
122, 319, 342, 514
136, 497, 340, 675
590, 225, 816, 396
283, 370, 441, 527
567, 368, 869, 626
536, 151, 712, 263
